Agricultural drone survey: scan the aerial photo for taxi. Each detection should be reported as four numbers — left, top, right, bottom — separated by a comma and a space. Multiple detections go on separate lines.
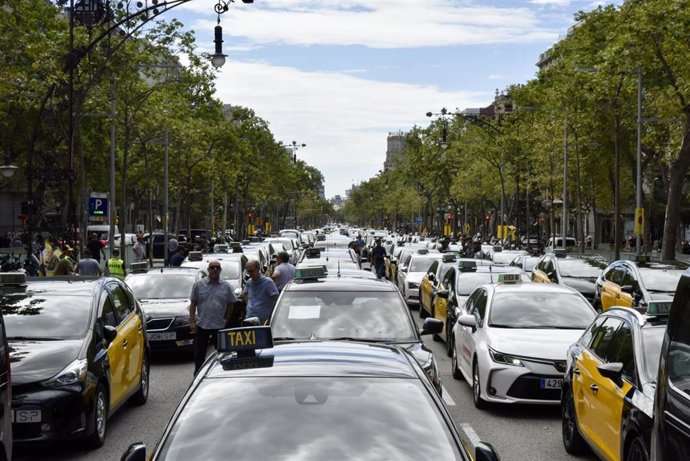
450, 276, 597, 409
509, 253, 541, 272
593, 259, 689, 313
181, 251, 247, 292
562, 308, 667, 461
0, 274, 149, 447
119, 326, 500, 461
419, 253, 458, 319
397, 249, 443, 308
531, 251, 607, 303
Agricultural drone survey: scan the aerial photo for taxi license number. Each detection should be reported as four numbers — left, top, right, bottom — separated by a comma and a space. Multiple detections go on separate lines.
147, 332, 176, 341
540, 378, 563, 389
13, 409, 41, 423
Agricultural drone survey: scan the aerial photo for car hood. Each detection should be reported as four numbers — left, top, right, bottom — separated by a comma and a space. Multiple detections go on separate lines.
560, 277, 597, 295
406, 272, 426, 284
10, 339, 82, 385
648, 293, 674, 302
488, 329, 584, 361
139, 298, 190, 317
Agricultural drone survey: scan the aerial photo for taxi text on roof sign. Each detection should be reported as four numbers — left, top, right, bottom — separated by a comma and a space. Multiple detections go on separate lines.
217, 326, 273, 353
295, 266, 327, 280
497, 273, 521, 284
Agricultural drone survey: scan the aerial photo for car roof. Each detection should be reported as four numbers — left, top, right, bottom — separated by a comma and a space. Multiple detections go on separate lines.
285, 277, 397, 292
487, 282, 577, 295
204, 341, 418, 379
18, 276, 107, 296
126, 267, 202, 276
602, 307, 669, 328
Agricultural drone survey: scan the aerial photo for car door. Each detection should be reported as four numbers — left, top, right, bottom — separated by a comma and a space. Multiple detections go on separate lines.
532, 256, 551, 283
458, 289, 486, 376
434, 269, 455, 327
398, 255, 411, 293
617, 266, 636, 309
588, 320, 636, 461
602, 265, 626, 311
99, 293, 128, 408
421, 261, 439, 313
107, 283, 142, 399
575, 317, 623, 455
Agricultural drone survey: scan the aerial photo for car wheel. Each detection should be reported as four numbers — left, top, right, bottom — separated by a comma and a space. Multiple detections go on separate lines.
87, 384, 108, 448
562, 387, 588, 455
472, 360, 486, 409
130, 354, 149, 406
626, 436, 649, 461
451, 341, 463, 380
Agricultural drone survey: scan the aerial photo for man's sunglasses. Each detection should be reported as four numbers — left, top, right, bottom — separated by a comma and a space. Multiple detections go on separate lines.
208, 266, 221, 270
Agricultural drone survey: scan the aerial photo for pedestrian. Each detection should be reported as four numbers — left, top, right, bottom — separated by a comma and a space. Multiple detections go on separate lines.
271, 252, 296, 290
105, 248, 126, 280
53, 258, 74, 276
167, 236, 178, 265
355, 235, 365, 254
371, 239, 387, 279
170, 247, 186, 267
87, 233, 105, 263
189, 260, 238, 374
76, 249, 103, 276
133, 235, 145, 262
242, 260, 279, 325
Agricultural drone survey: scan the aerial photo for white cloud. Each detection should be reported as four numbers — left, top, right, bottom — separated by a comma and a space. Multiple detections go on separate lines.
180, 0, 559, 48
531, 0, 571, 5
488, 74, 505, 80
214, 61, 488, 196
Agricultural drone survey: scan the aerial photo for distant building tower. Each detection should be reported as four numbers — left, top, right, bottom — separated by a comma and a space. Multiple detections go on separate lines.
383, 131, 406, 172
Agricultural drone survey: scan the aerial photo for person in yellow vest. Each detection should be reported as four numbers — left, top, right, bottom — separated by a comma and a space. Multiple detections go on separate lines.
105, 248, 126, 280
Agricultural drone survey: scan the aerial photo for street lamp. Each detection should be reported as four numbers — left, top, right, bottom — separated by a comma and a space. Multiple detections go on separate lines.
0, 157, 18, 178
281, 140, 307, 163
211, 18, 227, 69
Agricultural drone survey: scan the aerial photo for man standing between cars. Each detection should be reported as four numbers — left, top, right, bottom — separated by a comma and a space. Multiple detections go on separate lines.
87, 232, 106, 264
76, 249, 103, 276
170, 247, 186, 267
243, 260, 279, 325
133, 235, 145, 262
105, 248, 126, 280
190, 260, 237, 374
371, 239, 387, 279
167, 236, 178, 266
271, 252, 295, 291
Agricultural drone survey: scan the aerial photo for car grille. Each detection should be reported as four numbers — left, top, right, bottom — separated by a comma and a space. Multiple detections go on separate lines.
506, 374, 561, 401
13, 423, 42, 440
147, 317, 173, 331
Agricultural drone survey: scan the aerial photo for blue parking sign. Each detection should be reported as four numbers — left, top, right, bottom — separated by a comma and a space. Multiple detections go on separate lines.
89, 197, 108, 216
415, 216, 422, 225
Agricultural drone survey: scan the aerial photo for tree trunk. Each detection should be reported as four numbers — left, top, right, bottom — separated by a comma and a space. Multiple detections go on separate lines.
662, 119, 690, 260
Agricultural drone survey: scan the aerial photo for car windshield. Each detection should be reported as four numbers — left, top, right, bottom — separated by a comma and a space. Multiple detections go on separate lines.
641, 327, 666, 381
409, 257, 438, 273
126, 274, 197, 299
155, 377, 463, 461
1, 294, 92, 340
639, 268, 685, 292
455, 272, 530, 295
523, 258, 538, 272
489, 292, 595, 329
272, 291, 416, 341
558, 259, 605, 278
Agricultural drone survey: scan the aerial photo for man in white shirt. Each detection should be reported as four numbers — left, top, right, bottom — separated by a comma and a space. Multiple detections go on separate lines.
271, 252, 296, 291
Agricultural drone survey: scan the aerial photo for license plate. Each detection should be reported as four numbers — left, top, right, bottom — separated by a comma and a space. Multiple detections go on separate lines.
13, 409, 41, 423
175, 339, 194, 347
540, 378, 563, 389
147, 332, 176, 341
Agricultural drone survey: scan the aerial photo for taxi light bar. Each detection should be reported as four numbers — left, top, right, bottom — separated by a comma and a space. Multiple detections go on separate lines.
647, 301, 671, 316
553, 248, 567, 258
442, 254, 457, 263
217, 326, 273, 356
130, 262, 148, 273
493, 246, 503, 252
417, 248, 429, 255
459, 261, 477, 272
0, 272, 27, 286
498, 273, 522, 284
213, 243, 230, 253
304, 248, 322, 259
295, 266, 328, 280
188, 251, 203, 261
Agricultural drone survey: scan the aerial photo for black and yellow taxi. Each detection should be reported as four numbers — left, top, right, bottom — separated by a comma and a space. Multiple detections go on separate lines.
119, 325, 500, 461
0, 274, 150, 447
419, 253, 458, 319
562, 307, 667, 461
593, 259, 689, 313
532, 251, 608, 303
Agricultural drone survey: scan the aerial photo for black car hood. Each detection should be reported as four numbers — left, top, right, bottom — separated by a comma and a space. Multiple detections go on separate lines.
139, 299, 190, 318
10, 339, 82, 385
561, 277, 597, 296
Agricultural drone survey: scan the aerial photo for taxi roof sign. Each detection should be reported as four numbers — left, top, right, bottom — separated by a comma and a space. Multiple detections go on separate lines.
188, 251, 203, 261
0, 272, 27, 286
646, 301, 671, 316
416, 248, 429, 255
459, 260, 477, 272
442, 254, 457, 263
493, 245, 503, 252
130, 262, 148, 273
217, 326, 273, 355
304, 248, 322, 258
295, 265, 328, 280
498, 273, 522, 284
553, 248, 567, 258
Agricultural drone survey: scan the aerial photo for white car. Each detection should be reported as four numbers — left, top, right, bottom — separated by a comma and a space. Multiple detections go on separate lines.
397, 251, 442, 307
451, 277, 597, 408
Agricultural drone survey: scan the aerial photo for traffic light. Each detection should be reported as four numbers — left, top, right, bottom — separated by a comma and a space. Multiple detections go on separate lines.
485, 214, 490, 223
247, 212, 253, 223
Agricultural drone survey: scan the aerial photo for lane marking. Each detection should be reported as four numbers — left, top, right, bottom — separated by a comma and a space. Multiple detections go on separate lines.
442, 386, 456, 406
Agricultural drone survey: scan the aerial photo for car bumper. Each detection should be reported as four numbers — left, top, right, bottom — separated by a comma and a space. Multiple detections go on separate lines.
480, 360, 564, 405
405, 288, 420, 305
12, 384, 93, 442
146, 322, 195, 349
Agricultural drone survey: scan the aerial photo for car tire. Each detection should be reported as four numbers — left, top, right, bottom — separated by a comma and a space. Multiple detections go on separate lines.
562, 387, 588, 455
87, 384, 108, 448
472, 360, 486, 410
451, 341, 463, 380
626, 435, 649, 461
130, 354, 149, 406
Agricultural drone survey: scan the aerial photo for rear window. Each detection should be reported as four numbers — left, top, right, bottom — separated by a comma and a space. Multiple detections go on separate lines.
409, 257, 438, 273
558, 260, 605, 278
489, 292, 595, 329
456, 272, 529, 295
639, 268, 685, 293
126, 274, 197, 299
1, 294, 92, 340
155, 378, 463, 461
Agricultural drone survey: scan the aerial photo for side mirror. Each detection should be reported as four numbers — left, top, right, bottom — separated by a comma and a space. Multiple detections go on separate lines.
621, 285, 635, 294
458, 314, 477, 330
436, 289, 449, 299
475, 442, 501, 461
420, 318, 443, 336
244, 316, 261, 327
104, 325, 118, 344
120, 443, 146, 461
597, 362, 624, 386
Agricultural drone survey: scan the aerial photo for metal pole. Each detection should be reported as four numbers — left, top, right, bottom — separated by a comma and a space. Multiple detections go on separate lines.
210, 148, 214, 236
108, 78, 116, 257
464, 199, 468, 237
163, 128, 169, 265
636, 67, 642, 259
563, 122, 568, 249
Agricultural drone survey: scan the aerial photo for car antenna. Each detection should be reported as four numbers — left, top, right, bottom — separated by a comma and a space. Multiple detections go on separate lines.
489, 264, 493, 283
337, 260, 341, 278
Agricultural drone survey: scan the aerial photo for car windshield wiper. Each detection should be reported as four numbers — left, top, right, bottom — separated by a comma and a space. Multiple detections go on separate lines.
488, 324, 517, 328
326, 337, 387, 342
9, 336, 62, 341
272, 336, 300, 341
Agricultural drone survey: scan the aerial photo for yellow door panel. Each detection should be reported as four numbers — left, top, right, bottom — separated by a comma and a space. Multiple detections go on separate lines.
602, 282, 632, 311
434, 294, 448, 329
107, 327, 128, 408
123, 313, 144, 392
590, 374, 632, 461
574, 350, 600, 448
420, 277, 433, 313
532, 270, 551, 283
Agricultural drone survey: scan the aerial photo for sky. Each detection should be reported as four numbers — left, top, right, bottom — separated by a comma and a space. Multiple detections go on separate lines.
165, 0, 614, 198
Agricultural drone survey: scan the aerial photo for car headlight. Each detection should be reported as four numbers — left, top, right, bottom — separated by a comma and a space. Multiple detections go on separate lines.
172, 315, 191, 328
408, 282, 420, 289
489, 347, 524, 367
43, 358, 88, 387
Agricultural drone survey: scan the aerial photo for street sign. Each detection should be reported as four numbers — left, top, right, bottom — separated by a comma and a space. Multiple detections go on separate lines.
415, 216, 422, 225
89, 196, 108, 217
